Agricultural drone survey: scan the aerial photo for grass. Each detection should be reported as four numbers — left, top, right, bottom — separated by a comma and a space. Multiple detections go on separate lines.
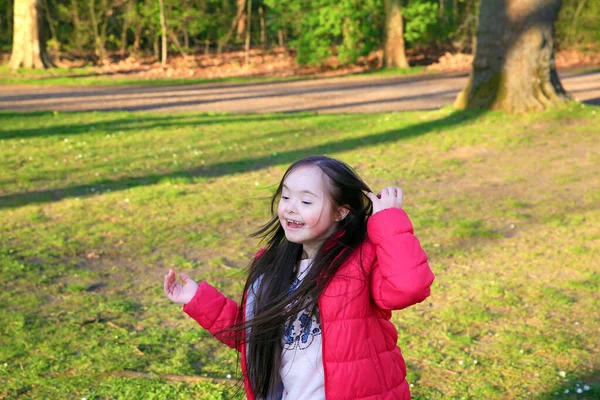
0, 102, 599, 399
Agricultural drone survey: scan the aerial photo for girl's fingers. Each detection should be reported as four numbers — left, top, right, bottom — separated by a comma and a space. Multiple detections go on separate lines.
366, 192, 378, 203
179, 272, 189, 284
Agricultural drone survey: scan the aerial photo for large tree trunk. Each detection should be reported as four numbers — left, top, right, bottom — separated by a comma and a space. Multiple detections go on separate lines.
9, 0, 53, 70
383, 0, 409, 68
454, 0, 569, 113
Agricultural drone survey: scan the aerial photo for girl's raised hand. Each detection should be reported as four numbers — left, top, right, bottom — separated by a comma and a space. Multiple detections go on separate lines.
367, 186, 404, 214
164, 269, 198, 304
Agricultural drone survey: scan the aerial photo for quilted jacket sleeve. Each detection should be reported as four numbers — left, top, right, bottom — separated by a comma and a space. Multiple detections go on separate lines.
182, 281, 241, 350
367, 207, 435, 311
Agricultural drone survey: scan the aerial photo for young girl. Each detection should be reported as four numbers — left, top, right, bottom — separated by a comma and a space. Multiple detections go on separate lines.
164, 155, 434, 400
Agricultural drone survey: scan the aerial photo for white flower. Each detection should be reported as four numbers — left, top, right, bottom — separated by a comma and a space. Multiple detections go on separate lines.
473, 360, 478, 365
564, 389, 569, 394
255, 181, 259, 186
559, 371, 566, 378
458, 360, 463, 365
577, 389, 582, 394
226, 374, 232, 379
124, 198, 130, 203
584, 385, 590, 391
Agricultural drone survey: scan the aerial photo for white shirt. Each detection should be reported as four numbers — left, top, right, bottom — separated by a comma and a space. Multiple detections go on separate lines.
280, 258, 325, 400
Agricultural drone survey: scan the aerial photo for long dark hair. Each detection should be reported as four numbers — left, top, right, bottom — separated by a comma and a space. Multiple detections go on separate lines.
222, 155, 373, 398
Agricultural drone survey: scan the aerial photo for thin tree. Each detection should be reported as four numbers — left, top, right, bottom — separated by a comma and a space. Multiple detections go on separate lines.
383, 0, 409, 68
455, 0, 569, 113
158, 0, 167, 65
9, 0, 53, 69
245, 0, 252, 65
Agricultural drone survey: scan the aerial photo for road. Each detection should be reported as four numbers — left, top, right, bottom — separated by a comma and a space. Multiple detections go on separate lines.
0, 70, 598, 113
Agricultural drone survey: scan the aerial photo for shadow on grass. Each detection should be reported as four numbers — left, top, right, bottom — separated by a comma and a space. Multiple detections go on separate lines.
0, 109, 486, 209
536, 369, 599, 399
0, 111, 320, 140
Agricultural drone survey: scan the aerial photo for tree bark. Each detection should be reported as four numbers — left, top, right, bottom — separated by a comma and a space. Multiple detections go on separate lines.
218, 0, 246, 53
259, 6, 266, 48
158, 0, 167, 65
383, 0, 409, 68
455, 0, 569, 113
244, 0, 252, 65
236, 0, 246, 40
9, 0, 53, 69
70, 0, 83, 53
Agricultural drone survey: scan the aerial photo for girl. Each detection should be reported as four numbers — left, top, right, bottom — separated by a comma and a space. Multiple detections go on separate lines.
164, 155, 434, 400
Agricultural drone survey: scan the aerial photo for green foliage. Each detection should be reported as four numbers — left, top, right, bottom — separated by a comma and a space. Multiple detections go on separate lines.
402, 0, 439, 44
1, 0, 598, 67
556, 0, 600, 49
265, 0, 383, 65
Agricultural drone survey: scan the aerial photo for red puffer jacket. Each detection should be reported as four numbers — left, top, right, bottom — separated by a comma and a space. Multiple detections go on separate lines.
183, 207, 435, 399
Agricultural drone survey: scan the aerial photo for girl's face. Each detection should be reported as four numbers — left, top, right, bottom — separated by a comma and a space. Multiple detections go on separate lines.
278, 165, 346, 259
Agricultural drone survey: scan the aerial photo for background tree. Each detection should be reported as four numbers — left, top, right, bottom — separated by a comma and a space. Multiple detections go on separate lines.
383, 0, 409, 68
9, 0, 53, 69
454, 0, 569, 113
0, 0, 597, 70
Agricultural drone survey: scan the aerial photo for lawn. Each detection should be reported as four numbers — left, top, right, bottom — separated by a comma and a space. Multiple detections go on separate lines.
0, 103, 599, 399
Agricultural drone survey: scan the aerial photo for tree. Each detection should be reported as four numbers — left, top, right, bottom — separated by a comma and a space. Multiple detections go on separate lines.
383, 0, 409, 68
9, 0, 53, 70
158, 0, 167, 65
454, 0, 569, 113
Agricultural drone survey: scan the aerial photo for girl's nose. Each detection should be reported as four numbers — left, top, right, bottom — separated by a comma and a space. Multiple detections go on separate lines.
287, 200, 298, 214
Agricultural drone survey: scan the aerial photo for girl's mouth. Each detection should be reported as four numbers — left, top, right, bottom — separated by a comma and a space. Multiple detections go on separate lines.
286, 219, 305, 228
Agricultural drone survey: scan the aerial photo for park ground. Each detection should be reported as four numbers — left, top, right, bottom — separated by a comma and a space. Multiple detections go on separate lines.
0, 64, 599, 399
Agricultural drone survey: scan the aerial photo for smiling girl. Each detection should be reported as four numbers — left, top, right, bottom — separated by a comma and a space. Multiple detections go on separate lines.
164, 155, 435, 399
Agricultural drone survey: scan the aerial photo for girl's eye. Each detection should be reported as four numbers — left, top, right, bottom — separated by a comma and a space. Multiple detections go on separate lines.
281, 196, 289, 200
302, 201, 312, 205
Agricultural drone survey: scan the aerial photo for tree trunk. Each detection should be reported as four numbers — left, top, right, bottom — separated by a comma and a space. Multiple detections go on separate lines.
121, 0, 132, 55
70, 0, 83, 53
219, 0, 246, 52
454, 0, 569, 113
236, 0, 246, 40
244, 0, 252, 65
259, 6, 266, 48
158, 0, 167, 65
88, 0, 104, 59
9, 0, 53, 69
383, 0, 409, 68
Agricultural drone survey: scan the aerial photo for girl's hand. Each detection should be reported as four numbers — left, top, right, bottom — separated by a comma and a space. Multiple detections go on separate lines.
367, 186, 404, 214
164, 269, 198, 304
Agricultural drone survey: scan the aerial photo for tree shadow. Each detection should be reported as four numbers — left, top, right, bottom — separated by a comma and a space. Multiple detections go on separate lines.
536, 369, 599, 399
583, 97, 600, 106
0, 71, 457, 104
0, 112, 320, 140
0, 109, 486, 209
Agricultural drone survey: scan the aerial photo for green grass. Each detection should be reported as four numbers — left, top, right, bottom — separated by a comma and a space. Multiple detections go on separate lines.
1, 102, 599, 399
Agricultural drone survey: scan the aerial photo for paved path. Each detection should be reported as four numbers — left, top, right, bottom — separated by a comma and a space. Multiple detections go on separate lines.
0, 70, 598, 113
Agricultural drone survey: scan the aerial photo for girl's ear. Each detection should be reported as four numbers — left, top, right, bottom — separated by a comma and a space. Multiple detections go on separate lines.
335, 205, 351, 222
